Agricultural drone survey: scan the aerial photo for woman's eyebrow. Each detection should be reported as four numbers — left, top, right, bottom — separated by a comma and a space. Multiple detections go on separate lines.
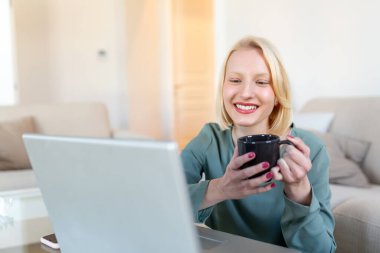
255, 73, 270, 78
226, 71, 270, 78
226, 71, 242, 74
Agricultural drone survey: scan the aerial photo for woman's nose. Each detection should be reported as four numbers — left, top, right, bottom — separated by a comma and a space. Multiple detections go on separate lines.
240, 82, 255, 98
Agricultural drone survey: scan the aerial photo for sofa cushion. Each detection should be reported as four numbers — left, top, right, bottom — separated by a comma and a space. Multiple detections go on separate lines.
300, 97, 380, 184
0, 169, 38, 191
0, 117, 36, 171
293, 112, 335, 132
314, 131, 370, 188
333, 197, 380, 253
0, 102, 112, 138
330, 183, 380, 208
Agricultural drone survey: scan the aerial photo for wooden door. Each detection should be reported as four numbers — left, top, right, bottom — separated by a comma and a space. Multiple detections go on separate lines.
172, 0, 215, 149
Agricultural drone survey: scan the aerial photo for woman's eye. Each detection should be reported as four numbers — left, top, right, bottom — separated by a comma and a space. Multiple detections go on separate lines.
256, 80, 270, 85
229, 79, 241, 83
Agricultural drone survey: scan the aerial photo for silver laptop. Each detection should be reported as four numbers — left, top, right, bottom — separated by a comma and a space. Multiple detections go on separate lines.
23, 134, 298, 253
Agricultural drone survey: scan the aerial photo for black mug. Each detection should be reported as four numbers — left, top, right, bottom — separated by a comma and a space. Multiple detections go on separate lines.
237, 134, 294, 179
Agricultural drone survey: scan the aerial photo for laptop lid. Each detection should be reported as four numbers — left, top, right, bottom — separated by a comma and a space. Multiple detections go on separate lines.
23, 134, 201, 253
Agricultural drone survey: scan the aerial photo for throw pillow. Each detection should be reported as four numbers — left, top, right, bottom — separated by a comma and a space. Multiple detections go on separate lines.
0, 116, 37, 170
313, 131, 371, 188
293, 112, 335, 133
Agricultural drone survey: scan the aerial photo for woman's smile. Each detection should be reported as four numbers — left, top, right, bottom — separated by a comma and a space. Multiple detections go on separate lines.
234, 102, 258, 114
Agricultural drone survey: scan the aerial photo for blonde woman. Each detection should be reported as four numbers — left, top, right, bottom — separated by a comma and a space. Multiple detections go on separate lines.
181, 36, 336, 253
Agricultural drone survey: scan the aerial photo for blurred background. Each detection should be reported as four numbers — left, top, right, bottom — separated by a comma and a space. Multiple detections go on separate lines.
1, 0, 380, 148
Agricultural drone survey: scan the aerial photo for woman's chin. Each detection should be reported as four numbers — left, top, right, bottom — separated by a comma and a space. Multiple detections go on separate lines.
234, 122, 256, 128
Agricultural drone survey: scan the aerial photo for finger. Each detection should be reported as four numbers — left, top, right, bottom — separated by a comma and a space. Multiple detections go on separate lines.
243, 180, 276, 195
237, 162, 270, 180
283, 157, 308, 179
227, 147, 242, 171
277, 158, 292, 181
229, 149, 256, 171
278, 158, 290, 171
228, 146, 239, 171
271, 166, 283, 181
283, 145, 312, 172
287, 135, 310, 157
232, 146, 239, 159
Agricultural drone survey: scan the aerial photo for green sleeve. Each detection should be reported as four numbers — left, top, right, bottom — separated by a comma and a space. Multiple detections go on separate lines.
187, 181, 214, 222
281, 145, 337, 253
181, 127, 214, 223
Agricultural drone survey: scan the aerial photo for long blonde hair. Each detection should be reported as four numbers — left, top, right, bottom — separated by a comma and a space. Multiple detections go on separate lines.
216, 36, 293, 136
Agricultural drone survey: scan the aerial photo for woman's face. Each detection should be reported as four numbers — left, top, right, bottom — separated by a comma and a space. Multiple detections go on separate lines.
223, 48, 276, 133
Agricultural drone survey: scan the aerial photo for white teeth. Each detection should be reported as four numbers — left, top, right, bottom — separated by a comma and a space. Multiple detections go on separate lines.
236, 104, 257, 110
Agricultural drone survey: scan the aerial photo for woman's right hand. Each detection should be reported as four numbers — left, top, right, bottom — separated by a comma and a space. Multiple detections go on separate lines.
201, 147, 276, 209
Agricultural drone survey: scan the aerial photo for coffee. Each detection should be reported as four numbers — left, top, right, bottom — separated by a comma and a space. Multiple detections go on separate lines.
237, 134, 294, 178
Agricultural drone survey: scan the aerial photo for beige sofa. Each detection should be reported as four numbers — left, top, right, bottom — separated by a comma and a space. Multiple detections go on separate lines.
300, 97, 380, 253
0, 102, 136, 192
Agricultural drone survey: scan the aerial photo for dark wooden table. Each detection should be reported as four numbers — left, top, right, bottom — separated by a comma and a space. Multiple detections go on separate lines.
0, 243, 60, 253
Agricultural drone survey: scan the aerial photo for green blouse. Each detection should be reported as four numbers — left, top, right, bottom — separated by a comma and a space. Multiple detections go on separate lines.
181, 123, 336, 253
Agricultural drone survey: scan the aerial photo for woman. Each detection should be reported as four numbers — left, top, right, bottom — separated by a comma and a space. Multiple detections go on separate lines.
181, 36, 336, 253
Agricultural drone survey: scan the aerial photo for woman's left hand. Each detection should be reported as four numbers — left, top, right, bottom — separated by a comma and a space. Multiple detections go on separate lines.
271, 135, 312, 205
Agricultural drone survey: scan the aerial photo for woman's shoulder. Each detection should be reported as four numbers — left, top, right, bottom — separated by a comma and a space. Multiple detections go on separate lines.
292, 127, 324, 145
184, 122, 232, 152
196, 122, 229, 137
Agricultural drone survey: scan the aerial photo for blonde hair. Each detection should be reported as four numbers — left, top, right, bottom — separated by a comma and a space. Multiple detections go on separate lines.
216, 36, 293, 136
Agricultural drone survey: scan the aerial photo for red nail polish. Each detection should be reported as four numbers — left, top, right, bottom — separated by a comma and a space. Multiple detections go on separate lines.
266, 172, 273, 179
248, 152, 255, 158
271, 183, 276, 188
262, 162, 270, 169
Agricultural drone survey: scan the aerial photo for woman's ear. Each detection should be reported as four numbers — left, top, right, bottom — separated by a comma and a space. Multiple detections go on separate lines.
274, 97, 279, 106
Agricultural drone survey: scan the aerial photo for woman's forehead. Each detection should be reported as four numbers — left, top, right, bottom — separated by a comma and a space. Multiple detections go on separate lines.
226, 48, 270, 76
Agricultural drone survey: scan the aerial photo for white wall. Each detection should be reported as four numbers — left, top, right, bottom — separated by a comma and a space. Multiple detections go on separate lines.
12, 0, 172, 136
13, 0, 54, 104
13, 0, 128, 128
47, 0, 128, 128
0, 0, 16, 105
215, 0, 380, 110
13, 1, 380, 133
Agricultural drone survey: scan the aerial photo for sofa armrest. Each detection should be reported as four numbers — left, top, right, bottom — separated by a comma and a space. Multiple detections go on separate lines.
111, 129, 150, 140
333, 197, 380, 253
0, 169, 38, 192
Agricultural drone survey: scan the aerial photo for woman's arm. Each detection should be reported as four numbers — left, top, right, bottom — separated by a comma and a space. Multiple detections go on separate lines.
280, 145, 337, 253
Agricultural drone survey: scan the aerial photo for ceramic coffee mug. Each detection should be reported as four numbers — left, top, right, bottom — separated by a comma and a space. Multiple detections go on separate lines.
237, 134, 294, 179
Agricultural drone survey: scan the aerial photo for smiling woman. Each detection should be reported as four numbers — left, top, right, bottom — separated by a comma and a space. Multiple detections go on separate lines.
0, 0, 16, 105
181, 36, 337, 253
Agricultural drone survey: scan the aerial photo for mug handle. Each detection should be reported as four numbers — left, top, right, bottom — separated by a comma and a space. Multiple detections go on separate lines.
278, 140, 294, 146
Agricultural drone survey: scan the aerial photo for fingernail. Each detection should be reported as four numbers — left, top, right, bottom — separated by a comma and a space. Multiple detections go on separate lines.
262, 162, 270, 169
287, 134, 294, 138
266, 172, 273, 179
248, 152, 255, 158
271, 183, 276, 188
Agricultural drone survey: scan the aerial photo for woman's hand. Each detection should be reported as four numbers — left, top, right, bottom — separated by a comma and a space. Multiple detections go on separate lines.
271, 135, 312, 205
201, 146, 275, 209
